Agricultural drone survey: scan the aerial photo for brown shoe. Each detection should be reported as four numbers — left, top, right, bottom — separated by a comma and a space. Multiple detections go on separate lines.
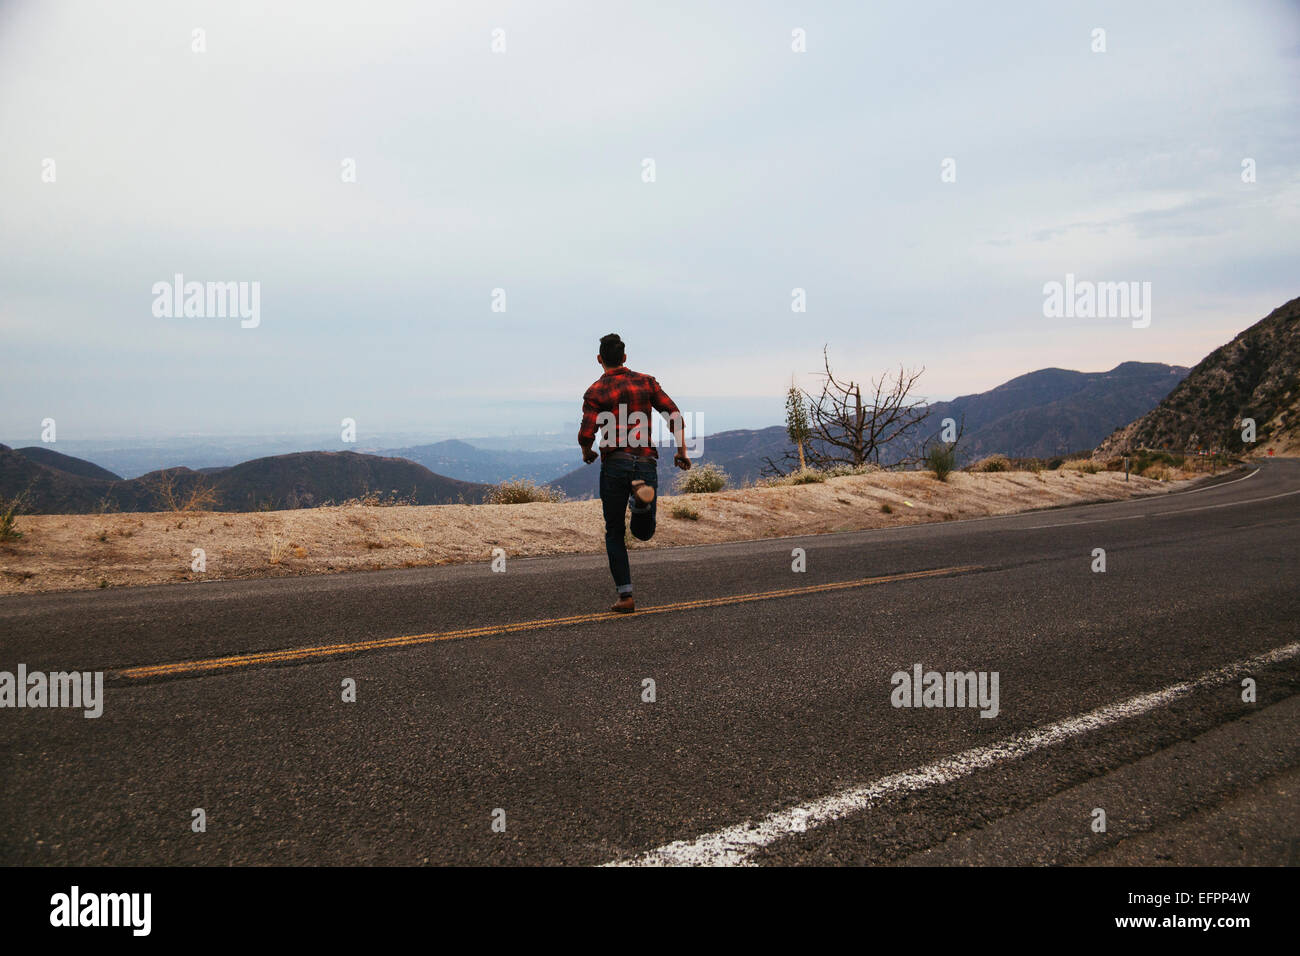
630, 479, 655, 508
610, 595, 636, 613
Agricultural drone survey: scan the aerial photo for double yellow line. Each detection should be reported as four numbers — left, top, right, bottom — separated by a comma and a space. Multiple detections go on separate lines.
113, 565, 983, 681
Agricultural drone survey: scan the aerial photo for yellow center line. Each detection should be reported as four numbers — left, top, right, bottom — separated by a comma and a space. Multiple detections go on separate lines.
112, 565, 985, 681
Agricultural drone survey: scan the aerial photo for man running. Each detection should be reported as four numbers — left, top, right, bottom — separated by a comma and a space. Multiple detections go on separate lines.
578, 333, 691, 613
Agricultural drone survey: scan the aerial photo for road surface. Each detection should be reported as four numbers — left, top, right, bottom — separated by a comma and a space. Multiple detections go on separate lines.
2, 460, 1297, 865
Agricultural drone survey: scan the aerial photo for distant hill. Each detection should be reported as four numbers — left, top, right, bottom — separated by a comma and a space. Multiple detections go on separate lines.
1, 444, 149, 514
1097, 295, 1300, 457
548, 362, 1187, 498
13, 446, 122, 481
0, 447, 490, 514
202, 451, 489, 510
382, 439, 582, 485
924, 362, 1188, 461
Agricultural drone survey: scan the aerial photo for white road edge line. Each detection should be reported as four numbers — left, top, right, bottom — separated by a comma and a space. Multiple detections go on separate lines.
606, 641, 1300, 867
1158, 464, 1258, 497
1022, 480, 1298, 530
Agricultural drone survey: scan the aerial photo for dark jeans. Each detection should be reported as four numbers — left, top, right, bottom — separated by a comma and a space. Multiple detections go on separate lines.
599, 456, 658, 594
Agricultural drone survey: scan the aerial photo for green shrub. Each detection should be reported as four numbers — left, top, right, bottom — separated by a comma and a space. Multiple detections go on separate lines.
0, 492, 27, 541
487, 479, 566, 504
676, 463, 729, 494
927, 445, 955, 482
670, 503, 700, 520
879, 503, 893, 514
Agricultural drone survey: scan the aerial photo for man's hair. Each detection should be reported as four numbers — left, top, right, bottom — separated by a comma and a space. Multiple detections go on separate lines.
599, 333, 626, 366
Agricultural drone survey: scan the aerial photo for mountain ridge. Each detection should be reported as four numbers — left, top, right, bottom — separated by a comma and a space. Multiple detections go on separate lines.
1096, 296, 1300, 457
0, 447, 490, 514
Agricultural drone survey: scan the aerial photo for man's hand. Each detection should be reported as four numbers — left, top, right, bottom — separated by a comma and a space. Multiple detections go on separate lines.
674, 452, 691, 471
582, 447, 599, 465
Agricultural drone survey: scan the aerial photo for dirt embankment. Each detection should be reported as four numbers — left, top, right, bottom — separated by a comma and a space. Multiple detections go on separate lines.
0, 469, 1189, 595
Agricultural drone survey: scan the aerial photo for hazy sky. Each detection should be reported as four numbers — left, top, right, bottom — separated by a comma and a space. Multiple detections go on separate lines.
2, 0, 1298, 442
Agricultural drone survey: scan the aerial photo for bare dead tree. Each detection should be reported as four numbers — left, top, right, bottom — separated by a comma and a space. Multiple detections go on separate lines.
763, 348, 931, 475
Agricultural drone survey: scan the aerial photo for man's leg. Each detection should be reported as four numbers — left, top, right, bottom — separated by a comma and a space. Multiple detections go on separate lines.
599, 461, 633, 598
629, 458, 658, 541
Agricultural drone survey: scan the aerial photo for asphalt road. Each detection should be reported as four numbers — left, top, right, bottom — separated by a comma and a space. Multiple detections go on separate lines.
1, 460, 1297, 865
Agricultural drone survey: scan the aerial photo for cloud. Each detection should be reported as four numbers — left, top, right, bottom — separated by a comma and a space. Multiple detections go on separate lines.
1, 0, 1298, 437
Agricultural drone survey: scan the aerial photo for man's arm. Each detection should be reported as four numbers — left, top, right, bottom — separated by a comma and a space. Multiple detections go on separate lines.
651, 378, 692, 470
578, 385, 601, 464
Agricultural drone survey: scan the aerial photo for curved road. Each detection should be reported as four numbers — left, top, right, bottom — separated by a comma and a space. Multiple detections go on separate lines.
1, 460, 1298, 865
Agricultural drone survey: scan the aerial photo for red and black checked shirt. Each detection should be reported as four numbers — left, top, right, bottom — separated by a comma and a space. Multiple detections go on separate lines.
578, 367, 682, 460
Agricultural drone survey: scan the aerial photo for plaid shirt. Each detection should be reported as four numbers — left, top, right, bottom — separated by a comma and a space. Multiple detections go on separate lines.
578, 367, 682, 460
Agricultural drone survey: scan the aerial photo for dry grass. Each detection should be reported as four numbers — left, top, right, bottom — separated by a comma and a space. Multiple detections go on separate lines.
969, 454, 1011, 473
763, 468, 826, 486
0, 469, 1190, 595
268, 536, 294, 565
1060, 459, 1102, 474
1139, 464, 1175, 482
150, 471, 221, 513
486, 479, 566, 504
341, 490, 418, 507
